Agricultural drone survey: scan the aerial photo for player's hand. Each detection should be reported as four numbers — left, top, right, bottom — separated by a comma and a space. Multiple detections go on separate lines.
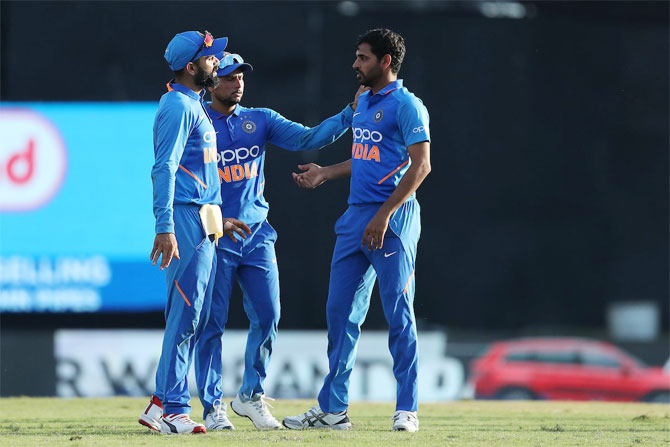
223, 218, 251, 242
362, 211, 390, 251
351, 85, 371, 111
150, 233, 180, 270
292, 163, 327, 189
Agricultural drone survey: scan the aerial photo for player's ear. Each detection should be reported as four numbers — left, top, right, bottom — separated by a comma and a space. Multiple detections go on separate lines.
186, 61, 197, 76
381, 54, 392, 70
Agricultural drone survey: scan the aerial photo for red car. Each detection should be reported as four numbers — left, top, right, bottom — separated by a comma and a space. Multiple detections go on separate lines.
469, 338, 669, 402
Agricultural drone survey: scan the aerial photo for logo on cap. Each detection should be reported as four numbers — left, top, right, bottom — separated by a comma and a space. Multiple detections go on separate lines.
242, 120, 256, 134
373, 109, 384, 122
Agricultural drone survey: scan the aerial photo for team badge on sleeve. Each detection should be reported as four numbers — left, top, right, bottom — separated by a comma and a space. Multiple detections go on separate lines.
242, 120, 257, 134
373, 109, 384, 122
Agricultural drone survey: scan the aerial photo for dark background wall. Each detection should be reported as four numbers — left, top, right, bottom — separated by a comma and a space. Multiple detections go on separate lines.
1, 1, 667, 331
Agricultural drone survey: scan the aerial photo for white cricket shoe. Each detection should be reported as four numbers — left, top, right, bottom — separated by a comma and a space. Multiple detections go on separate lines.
282, 405, 352, 430
392, 410, 419, 432
160, 413, 207, 434
205, 400, 234, 430
230, 394, 282, 429
138, 395, 162, 432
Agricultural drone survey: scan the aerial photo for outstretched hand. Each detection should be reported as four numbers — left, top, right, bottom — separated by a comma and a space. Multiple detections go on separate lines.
223, 218, 252, 242
292, 163, 327, 189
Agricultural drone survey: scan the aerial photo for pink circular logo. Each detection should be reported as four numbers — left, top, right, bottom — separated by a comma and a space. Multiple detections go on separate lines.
0, 108, 67, 211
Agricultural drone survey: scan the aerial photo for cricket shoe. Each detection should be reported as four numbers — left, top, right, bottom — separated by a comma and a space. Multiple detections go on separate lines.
160, 413, 206, 434
230, 394, 282, 429
392, 410, 419, 432
282, 405, 352, 430
205, 399, 234, 430
138, 395, 163, 432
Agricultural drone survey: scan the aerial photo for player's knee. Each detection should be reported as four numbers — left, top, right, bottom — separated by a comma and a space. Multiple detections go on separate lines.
256, 310, 280, 331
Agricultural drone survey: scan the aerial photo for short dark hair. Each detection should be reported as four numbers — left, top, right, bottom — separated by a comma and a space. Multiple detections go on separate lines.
357, 28, 406, 74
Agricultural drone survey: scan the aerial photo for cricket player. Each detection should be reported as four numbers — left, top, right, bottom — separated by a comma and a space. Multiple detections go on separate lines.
192, 52, 366, 430
283, 29, 431, 432
138, 31, 250, 435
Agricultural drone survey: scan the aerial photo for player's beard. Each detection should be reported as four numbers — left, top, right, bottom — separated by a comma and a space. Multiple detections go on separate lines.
356, 64, 383, 87
194, 64, 220, 89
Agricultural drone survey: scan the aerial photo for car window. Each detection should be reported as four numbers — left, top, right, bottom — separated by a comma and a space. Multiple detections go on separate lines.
581, 350, 621, 368
534, 350, 579, 364
505, 351, 533, 362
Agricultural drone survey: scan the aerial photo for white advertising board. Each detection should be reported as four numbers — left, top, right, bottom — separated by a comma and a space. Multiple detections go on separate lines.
55, 329, 464, 402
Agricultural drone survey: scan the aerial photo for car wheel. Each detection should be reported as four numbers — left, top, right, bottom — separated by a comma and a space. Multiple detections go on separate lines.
645, 391, 670, 404
496, 387, 535, 400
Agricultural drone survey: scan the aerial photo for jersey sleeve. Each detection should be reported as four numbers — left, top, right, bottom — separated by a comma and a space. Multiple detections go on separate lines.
396, 96, 430, 148
151, 97, 192, 234
263, 105, 353, 151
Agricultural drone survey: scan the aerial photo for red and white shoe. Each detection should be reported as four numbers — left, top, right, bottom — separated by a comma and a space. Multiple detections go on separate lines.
160, 413, 207, 434
138, 395, 163, 432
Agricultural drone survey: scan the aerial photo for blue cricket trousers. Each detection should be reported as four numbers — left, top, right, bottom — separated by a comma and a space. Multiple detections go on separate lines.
318, 199, 421, 413
154, 204, 217, 415
195, 220, 280, 418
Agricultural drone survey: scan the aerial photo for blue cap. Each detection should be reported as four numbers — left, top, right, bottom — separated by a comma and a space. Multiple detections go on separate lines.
164, 31, 228, 71
217, 52, 253, 77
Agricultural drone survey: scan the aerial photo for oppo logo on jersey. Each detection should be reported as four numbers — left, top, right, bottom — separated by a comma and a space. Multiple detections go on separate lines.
216, 145, 261, 183
351, 127, 382, 163
217, 145, 261, 166
204, 144, 261, 168
352, 127, 383, 143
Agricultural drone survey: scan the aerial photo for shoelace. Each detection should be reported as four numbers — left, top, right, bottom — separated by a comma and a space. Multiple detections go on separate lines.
306, 406, 324, 418
169, 414, 198, 425
251, 395, 275, 417
393, 411, 417, 423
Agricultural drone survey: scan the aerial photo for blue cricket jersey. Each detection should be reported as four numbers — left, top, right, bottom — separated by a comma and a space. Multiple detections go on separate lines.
151, 82, 222, 234
349, 79, 430, 205
205, 103, 353, 225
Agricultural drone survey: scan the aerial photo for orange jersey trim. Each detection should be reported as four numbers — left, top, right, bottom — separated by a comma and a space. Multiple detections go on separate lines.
377, 160, 409, 185
174, 280, 191, 306
179, 165, 207, 189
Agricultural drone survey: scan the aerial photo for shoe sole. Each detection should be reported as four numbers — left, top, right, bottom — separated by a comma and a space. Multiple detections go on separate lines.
230, 400, 281, 430
158, 426, 207, 435
138, 417, 160, 432
393, 426, 418, 432
282, 420, 352, 430
206, 423, 235, 431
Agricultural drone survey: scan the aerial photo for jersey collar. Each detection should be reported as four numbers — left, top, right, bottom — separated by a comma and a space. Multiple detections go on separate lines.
166, 80, 205, 101
204, 102, 241, 120
374, 79, 403, 96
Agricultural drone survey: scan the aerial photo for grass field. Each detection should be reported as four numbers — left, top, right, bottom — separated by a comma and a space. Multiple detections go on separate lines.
0, 398, 668, 446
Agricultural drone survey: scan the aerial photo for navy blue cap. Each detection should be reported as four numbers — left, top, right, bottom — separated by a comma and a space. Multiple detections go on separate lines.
164, 31, 228, 71
217, 52, 253, 77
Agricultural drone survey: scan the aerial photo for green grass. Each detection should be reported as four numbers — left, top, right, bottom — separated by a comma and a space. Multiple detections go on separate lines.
0, 398, 668, 446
